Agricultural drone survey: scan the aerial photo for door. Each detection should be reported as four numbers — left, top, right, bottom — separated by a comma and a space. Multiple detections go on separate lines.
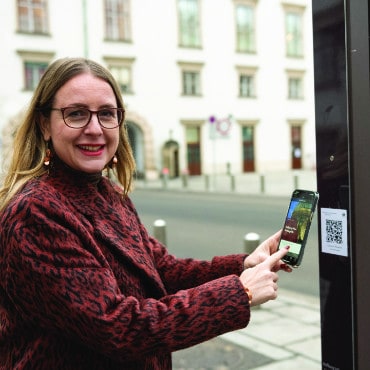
242, 126, 255, 172
186, 126, 201, 175
291, 125, 302, 169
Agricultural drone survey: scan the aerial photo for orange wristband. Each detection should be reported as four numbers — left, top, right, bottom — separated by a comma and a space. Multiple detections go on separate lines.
244, 287, 252, 306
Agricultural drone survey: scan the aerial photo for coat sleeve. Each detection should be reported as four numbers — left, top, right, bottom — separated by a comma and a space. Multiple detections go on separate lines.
147, 234, 248, 294
1, 195, 251, 363
125, 196, 249, 293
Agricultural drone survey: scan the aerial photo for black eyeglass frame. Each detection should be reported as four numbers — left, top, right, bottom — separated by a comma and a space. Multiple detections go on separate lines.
50, 107, 125, 129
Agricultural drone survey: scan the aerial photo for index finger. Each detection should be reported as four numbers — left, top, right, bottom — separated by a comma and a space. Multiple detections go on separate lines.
264, 246, 289, 268
271, 229, 282, 241
270, 229, 283, 249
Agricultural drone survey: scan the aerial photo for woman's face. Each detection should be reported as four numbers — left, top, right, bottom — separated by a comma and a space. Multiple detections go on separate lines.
42, 72, 120, 173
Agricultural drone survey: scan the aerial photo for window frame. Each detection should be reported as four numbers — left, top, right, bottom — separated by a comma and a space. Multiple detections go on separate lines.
177, 0, 201, 48
17, 50, 54, 91
104, 57, 135, 94
286, 69, 305, 100
178, 62, 203, 96
104, 0, 131, 42
17, 0, 49, 35
24, 61, 48, 90
283, 4, 305, 58
236, 66, 257, 98
234, 0, 257, 54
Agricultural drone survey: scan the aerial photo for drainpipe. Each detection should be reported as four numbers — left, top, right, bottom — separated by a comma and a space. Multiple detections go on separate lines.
82, 0, 89, 58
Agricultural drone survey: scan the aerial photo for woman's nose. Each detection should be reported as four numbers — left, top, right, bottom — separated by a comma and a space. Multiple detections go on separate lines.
84, 113, 103, 134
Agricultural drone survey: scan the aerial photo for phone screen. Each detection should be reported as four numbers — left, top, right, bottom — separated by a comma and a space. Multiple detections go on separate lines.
278, 189, 319, 267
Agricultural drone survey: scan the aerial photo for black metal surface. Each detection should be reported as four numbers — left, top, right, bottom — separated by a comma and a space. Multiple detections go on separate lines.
312, 1, 353, 369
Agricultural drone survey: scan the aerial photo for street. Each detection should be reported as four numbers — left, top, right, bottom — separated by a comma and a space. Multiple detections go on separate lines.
130, 188, 320, 297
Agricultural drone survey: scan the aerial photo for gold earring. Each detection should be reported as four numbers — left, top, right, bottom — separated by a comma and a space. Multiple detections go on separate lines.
44, 149, 51, 166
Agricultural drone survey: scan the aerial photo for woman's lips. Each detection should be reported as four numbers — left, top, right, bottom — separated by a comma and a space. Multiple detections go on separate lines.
77, 144, 105, 156
78, 145, 104, 152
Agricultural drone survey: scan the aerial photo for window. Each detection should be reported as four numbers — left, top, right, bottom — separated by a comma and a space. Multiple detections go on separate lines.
240, 74, 254, 97
288, 77, 303, 99
105, 57, 135, 94
186, 126, 200, 143
17, 0, 49, 34
178, 62, 203, 96
286, 70, 304, 99
110, 66, 132, 93
105, 0, 131, 41
178, 0, 201, 48
183, 71, 200, 95
235, 2, 256, 53
285, 8, 304, 57
25, 61, 48, 90
17, 51, 54, 90
236, 66, 257, 98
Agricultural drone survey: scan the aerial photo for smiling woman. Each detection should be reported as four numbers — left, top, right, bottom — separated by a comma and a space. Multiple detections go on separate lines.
0, 57, 135, 210
40, 73, 121, 174
0, 57, 291, 370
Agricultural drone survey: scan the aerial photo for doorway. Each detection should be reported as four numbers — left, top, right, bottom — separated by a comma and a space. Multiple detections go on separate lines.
126, 122, 145, 178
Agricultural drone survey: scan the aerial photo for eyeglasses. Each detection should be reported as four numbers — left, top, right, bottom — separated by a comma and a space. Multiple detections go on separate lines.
50, 107, 125, 129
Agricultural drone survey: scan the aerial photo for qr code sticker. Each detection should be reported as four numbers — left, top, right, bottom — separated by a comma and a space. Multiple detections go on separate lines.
325, 219, 343, 244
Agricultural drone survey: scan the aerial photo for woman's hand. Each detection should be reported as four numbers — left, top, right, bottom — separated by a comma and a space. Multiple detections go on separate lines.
240, 247, 290, 307
243, 230, 292, 273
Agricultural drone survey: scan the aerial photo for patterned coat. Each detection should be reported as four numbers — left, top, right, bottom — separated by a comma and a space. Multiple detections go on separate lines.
0, 161, 250, 369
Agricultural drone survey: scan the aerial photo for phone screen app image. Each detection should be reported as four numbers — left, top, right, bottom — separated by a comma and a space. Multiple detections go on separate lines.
280, 198, 313, 259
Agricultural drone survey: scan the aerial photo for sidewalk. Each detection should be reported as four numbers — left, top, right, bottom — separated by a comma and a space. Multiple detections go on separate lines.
173, 288, 321, 370
135, 170, 317, 198
137, 170, 321, 369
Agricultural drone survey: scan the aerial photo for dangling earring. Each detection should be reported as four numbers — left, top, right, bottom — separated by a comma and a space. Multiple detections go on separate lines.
44, 148, 51, 166
106, 155, 118, 178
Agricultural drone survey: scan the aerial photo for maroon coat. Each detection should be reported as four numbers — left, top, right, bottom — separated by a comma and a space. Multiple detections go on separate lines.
0, 161, 250, 369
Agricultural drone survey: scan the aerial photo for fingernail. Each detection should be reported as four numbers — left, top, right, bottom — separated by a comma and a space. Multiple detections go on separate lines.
285, 246, 290, 250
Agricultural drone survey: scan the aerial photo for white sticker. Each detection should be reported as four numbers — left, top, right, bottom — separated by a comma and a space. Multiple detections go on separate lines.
321, 208, 348, 256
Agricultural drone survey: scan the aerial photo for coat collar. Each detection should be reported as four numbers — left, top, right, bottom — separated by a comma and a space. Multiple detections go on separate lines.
45, 159, 167, 297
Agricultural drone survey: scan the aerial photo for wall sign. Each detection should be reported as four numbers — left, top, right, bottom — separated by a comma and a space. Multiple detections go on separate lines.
321, 208, 348, 257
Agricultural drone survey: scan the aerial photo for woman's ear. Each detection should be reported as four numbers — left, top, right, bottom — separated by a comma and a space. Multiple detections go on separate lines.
39, 114, 51, 141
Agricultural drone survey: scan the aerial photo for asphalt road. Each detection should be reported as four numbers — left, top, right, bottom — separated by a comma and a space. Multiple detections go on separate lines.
130, 189, 320, 297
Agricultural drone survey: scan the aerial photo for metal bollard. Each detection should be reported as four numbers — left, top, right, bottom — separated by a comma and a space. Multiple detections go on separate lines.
230, 174, 236, 191
161, 168, 169, 189
161, 174, 168, 189
181, 174, 188, 188
260, 174, 265, 193
154, 219, 167, 246
244, 232, 260, 254
293, 173, 299, 189
205, 174, 210, 191
226, 162, 231, 175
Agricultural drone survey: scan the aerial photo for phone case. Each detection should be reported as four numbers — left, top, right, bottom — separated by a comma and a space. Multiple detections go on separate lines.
278, 189, 319, 267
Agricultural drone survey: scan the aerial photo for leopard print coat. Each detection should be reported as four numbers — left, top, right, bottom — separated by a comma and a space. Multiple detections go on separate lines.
0, 160, 250, 369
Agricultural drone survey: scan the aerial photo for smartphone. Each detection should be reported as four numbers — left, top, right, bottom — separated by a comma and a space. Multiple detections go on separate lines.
278, 189, 319, 267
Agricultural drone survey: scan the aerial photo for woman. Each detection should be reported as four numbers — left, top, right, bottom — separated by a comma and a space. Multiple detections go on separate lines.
0, 57, 291, 369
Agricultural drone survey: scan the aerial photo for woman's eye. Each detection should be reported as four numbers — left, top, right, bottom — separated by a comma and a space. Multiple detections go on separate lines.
68, 109, 86, 118
100, 109, 114, 118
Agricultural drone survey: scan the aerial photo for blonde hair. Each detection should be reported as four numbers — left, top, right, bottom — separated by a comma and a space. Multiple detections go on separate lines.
0, 57, 135, 211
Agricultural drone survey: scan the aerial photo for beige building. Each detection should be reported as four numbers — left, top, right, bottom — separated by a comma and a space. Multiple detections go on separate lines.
0, 0, 315, 179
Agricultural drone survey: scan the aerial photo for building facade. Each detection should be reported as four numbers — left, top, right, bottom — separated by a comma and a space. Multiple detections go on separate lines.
0, 0, 315, 179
